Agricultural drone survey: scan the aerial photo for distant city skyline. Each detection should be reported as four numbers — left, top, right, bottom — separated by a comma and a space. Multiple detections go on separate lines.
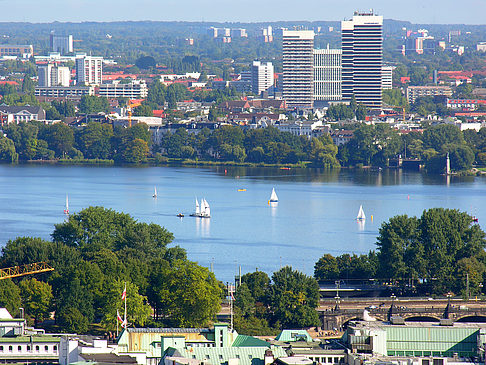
1, 0, 485, 24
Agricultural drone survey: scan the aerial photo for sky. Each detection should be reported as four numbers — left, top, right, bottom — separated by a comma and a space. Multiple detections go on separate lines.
1, 0, 486, 24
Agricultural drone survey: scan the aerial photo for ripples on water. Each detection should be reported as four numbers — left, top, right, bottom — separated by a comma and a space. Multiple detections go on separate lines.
0, 164, 484, 282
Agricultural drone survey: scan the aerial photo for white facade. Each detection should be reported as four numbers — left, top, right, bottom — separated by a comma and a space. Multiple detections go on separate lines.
38, 64, 70, 87
313, 47, 342, 101
282, 30, 315, 108
341, 12, 383, 109
381, 66, 393, 90
76, 55, 103, 85
251, 61, 274, 95
98, 80, 148, 99
50, 34, 74, 54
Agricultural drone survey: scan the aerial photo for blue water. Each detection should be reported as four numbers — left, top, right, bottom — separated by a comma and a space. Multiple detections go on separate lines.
0, 164, 485, 282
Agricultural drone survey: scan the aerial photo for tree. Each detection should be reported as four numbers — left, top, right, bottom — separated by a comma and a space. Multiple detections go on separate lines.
133, 104, 154, 117
135, 56, 156, 69
56, 307, 89, 334
43, 123, 74, 158
267, 266, 320, 328
52, 206, 174, 257
100, 279, 151, 330
19, 278, 53, 325
147, 260, 221, 327
376, 208, 486, 295
0, 279, 21, 317
314, 254, 339, 280
120, 138, 149, 163
21, 76, 35, 94
0, 135, 18, 163
79, 95, 109, 114
76, 122, 114, 159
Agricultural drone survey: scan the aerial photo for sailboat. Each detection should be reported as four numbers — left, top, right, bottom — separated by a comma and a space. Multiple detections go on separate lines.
269, 188, 278, 203
64, 195, 69, 215
190, 198, 211, 218
356, 205, 366, 221
153, 186, 157, 198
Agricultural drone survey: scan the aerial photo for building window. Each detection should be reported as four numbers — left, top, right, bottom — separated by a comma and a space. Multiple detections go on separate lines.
18, 346, 22, 352
45, 345, 49, 351
53, 345, 57, 352
0, 346, 3, 352
35, 346, 39, 352
249, 355, 253, 359
8, 346, 12, 352
27, 346, 31, 351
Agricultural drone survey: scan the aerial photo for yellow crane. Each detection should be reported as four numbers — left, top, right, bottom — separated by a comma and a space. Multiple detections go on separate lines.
0, 262, 54, 281
127, 99, 142, 128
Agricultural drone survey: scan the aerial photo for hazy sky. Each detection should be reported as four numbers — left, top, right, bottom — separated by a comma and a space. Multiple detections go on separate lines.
1, 0, 485, 24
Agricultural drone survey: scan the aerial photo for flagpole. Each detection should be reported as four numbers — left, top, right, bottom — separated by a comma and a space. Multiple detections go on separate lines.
116, 313, 119, 337
124, 282, 127, 328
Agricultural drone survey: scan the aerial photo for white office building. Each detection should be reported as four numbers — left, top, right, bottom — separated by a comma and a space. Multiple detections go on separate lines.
342, 11, 383, 109
75, 55, 103, 85
313, 47, 342, 102
282, 30, 315, 108
251, 61, 274, 95
50, 33, 74, 54
37, 64, 70, 87
98, 80, 148, 99
382, 66, 393, 90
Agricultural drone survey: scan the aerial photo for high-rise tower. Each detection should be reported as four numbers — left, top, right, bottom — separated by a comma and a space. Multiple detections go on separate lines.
282, 30, 315, 108
341, 11, 383, 109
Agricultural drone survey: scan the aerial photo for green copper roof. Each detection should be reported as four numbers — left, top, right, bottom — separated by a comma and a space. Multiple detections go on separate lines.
275, 330, 312, 342
232, 335, 270, 347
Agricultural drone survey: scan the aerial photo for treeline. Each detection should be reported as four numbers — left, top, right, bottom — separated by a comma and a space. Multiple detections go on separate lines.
0, 121, 153, 163
155, 125, 340, 167
314, 208, 486, 297
339, 123, 486, 172
0, 207, 221, 333
233, 268, 320, 335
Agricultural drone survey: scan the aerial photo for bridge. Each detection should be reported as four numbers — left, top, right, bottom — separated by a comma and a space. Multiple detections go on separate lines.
318, 297, 486, 330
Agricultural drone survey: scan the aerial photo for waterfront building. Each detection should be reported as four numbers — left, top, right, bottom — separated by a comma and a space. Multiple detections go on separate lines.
251, 61, 275, 95
161, 323, 287, 365
282, 30, 315, 108
37, 64, 70, 87
341, 11, 383, 109
75, 55, 103, 85
406, 85, 452, 103
0, 45, 33, 58
50, 33, 74, 54
275, 120, 329, 138
313, 47, 342, 103
98, 80, 148, 99
345, 320, 486, 358
0, 308, 60, 363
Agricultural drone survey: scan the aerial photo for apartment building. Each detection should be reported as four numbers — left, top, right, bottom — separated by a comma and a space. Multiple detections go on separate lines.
406, 86, 452, 103
251, 61, 274, 95
282, 30, 315, 108
97, 80, 148, 99
37, 64, 70, 87
50, 33, 74, 54
0, 45, 33, 58
75, 55, 103, 85
313, 47, 342, 103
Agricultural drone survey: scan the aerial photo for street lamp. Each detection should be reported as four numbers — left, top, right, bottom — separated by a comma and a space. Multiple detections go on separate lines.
334, 280, 341, 310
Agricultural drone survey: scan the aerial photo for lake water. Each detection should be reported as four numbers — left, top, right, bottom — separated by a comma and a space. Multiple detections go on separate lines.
1, 164, 485, 282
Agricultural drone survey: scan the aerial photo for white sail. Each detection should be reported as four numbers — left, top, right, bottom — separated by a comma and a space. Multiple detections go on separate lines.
153, 186, 157, 198
204, 199, 211, 217
269, 188, 278, 202
64, 194, 69, 215
195, 198, 200, 215
357, 205, 366, 220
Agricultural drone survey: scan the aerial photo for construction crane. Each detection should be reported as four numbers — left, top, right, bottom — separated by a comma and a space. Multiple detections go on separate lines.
127, 99, 142, 128
0, 262, 54, 281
